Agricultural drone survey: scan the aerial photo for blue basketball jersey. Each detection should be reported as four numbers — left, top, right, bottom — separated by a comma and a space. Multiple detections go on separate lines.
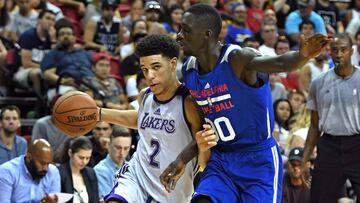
183, 44, 274, 149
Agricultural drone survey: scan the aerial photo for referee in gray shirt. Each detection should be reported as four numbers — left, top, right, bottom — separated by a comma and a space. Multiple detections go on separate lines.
302, 33, 360, 203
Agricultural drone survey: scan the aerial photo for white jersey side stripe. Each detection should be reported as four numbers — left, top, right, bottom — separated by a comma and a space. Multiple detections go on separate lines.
271, 146, 280, 203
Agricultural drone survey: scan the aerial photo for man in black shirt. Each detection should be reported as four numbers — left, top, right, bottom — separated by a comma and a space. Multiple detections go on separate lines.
282, 147, 310, 203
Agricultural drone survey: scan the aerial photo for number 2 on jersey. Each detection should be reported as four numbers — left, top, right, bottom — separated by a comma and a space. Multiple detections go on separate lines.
149, 139, 160, 168
205, 117, 236, 141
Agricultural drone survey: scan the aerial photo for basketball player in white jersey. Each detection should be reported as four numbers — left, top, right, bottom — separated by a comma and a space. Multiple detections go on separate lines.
98, 34, 217, 203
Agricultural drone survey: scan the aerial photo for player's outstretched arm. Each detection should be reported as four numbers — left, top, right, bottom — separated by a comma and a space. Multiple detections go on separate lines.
99, 89, 147, 129
233, 33, 330, 73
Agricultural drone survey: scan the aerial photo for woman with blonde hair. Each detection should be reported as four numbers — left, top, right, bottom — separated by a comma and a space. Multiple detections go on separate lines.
286, 105, 311, 153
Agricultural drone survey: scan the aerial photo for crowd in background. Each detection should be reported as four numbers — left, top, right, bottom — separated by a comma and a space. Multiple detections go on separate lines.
0, 0, 359, 202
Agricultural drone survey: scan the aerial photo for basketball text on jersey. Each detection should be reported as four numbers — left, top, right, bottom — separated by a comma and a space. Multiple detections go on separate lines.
139, 112, 176, 133
189, 83, 235, 114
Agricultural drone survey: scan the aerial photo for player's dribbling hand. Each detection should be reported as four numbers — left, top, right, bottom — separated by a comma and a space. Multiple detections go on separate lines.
299, 33, 330, 59
41, 193, 58, 203
196, 124, 218, 152
160, 158, 186, 193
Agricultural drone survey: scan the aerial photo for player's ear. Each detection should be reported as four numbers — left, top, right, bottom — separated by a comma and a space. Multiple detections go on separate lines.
205, 29, 213, 39
170, 57, 177, 69
68, 149, 72, 157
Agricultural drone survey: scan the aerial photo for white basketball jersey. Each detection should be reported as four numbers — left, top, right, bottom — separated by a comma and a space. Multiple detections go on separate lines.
131, 85, 197, 203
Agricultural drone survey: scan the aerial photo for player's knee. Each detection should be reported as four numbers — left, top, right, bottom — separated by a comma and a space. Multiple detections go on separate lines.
192, 195, 213, 203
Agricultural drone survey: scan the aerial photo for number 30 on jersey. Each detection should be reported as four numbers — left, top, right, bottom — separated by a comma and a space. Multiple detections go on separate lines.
205, 117, 235, 142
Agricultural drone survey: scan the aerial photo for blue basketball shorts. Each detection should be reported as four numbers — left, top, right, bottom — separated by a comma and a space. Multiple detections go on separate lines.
192, 140, 283, 203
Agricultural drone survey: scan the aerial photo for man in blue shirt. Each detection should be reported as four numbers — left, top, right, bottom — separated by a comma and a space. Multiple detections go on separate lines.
41, 18, 93, 101
0, 139, 60, 203
285, 0, 326, 43
94, 126, 132, 198
0, 105, 27, 165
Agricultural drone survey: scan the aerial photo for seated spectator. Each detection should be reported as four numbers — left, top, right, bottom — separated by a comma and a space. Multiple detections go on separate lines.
144, 1, 166, 35
122, 0, 145, 31
282, 147, 310, 203
6, 0, 39, 42
259, 21, 278, 56
120, 19, 148, 60
88, 121, 112, 167
32, 96, 68, 153
273, 99, 294, 151
0, 139, 60, 203
41, 18, 94, 101
291, 20, 315, 51
0, 0, 10, 37
84, 0, 122, 55
246, 0, 265, 34
82, 52, 128, 110
224, 2, 253, 47
32, 0, 64, 21
314, 0, 344, 35
286, 106, 311, 154
218, 17, 228, 44
346, 18, 360, 42
298, 50, 329, 93
0, 38, 7, 66
129, 71, 147, 110
58, 136, 99, 203
243, 36, 260, 50
0, 105, 27, 165
82, 0, 122, 28
285, 0, 326, 43
288, 90, 306, 115
270, 73, 287, 103
163, 4, 183, 39
13, 9, 56, 99
121, 32, 147, 101
351, 30, 360, 66
94, 125, 132, 199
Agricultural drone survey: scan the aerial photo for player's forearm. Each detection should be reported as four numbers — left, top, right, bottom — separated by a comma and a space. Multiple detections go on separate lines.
303, 124, 320, 162
198, 150, 211, 170
176, 140, 198, 165
100, 108, 138, 129
249, 51, 309, 73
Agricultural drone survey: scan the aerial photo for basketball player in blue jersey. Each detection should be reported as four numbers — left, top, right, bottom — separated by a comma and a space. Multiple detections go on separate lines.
98, 34, 216, 203
160, 4, 330, 203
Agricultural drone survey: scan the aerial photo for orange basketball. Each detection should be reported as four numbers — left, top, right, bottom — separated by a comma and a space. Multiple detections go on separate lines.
53, 91, 98, 137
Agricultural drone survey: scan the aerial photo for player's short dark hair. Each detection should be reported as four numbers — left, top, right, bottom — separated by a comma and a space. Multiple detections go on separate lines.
55, 18, 74, 36
333, 33, 352, 48
136, 34, 180, 59
299, 19, 315, 31
186, 4, 222, 39
0, 105, 20, 120
38, 9, 55, 19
